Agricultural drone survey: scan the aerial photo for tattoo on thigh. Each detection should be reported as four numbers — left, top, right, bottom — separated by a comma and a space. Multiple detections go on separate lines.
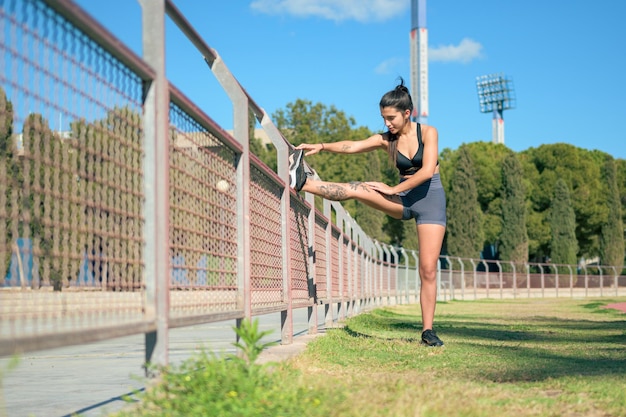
317, 182, 372, 201
318, 184, 348, 201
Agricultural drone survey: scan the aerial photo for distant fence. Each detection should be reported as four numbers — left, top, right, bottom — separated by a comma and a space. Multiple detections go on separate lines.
434, 257, 625, 301
0, 0, 624, 365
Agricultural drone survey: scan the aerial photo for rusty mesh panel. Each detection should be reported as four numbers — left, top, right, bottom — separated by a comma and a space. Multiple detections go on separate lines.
249, 164, 283, 308
313, 211, 328, 300
168, 103, 239, 316
355, 247, 363, 297
381, 261, 391, 295
0, 0, 146, 341
372, 256, 380, 297
330, 226, 341, 298
342, 235, 350, 298
290, 194, 310, 304
390, 263, 398, 292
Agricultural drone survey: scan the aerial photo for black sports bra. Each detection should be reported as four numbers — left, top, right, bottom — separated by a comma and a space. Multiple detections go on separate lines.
395, 123, 425, 176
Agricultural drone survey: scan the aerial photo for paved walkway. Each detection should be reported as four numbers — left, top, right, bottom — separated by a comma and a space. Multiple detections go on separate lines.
1, 309, 326, 417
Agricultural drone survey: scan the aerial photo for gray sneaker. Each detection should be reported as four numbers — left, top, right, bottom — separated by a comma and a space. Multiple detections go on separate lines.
421, 329, 444, 347
288, 149, 306, 191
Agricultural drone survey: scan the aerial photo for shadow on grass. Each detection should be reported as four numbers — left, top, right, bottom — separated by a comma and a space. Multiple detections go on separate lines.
460, 340, 626, 382
344, 305, 626, 383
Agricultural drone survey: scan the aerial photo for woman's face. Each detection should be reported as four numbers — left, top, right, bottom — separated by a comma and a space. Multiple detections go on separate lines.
380, 107, 409, 134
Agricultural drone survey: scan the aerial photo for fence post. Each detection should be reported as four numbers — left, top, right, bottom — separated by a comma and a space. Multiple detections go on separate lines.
335, 208, 346, 320
524, 262, 530, 298
400, 248, 409, 304
305, 192, 317, 334
445, 255, 453, 300
599, 267, 604, 297
470, 259, 477, 300
390, 246, 399, 304
510, 261, 517, 299
496, 261, 503, 299
411, 250, 420, 303
553, 263, 559, 298
567, 264, 574, 298
344, 215, 354, 317
480, 260, 489, 299
141, 0, 170, 370
583, 264, 588, 297
382, 245, 392, 305
323, 199, 334, 328
457, 257, 465, 300
374, 241, 383, 305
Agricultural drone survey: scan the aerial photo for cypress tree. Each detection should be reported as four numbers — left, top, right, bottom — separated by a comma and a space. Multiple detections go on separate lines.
499, 153, 528, 268
0, 87, 13, 279
599, 156, 624, 274
549, 178, 578, 267
446, 146, 483, 261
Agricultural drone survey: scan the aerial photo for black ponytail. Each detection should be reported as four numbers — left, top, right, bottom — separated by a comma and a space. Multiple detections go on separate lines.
379, 77, 413, 166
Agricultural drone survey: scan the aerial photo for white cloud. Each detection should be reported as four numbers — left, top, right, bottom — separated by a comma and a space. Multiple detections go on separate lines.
375, 57, 404, 75
250, 0, 408, 23
429, 38, 484, 64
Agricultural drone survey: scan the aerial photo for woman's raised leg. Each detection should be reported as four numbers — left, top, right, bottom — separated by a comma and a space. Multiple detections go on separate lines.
301, 178, 404, 219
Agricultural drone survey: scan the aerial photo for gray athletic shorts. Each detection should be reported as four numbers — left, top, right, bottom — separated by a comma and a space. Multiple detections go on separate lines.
398, 173, 447, 226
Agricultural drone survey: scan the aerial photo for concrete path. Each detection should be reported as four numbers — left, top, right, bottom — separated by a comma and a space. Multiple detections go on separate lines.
1, 308, 328, 417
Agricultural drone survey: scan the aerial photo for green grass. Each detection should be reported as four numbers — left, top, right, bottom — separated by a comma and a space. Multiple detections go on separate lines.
112, 298, 626, 416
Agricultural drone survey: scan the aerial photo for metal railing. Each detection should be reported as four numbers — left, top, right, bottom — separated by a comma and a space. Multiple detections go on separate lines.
0, 0, 418, 363
0, 0, 624, 367
437, 257, 625, 301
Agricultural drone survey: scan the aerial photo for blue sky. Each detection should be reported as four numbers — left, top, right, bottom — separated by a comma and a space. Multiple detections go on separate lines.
75, 0, 626, 159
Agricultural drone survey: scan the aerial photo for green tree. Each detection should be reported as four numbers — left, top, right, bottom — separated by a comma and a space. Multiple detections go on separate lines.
549, 178, 578, 268
440, 142, 511, 251
464, 142, 510, 247
616, 158, 626, 234
70, 106, 144, 289
0, 86, 13, 280
599, 156, 624, 274
22, 113, 73, 289
523, 144, 606, 261
446, 145, 483, 261
499, 153, 528, 269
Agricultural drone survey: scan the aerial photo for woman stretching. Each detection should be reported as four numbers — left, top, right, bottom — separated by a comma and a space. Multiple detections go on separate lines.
288, 78, 447, 347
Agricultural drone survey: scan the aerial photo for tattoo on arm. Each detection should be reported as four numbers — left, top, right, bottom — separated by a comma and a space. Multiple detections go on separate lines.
341, 144, 351, 152
348, 181, 370, 192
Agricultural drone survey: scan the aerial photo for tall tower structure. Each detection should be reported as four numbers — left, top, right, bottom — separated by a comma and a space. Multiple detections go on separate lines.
410, 0, 428, 124
476, 73, 516, 145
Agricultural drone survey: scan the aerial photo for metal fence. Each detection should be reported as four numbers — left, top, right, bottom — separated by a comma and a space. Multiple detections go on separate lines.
0, 0, 414, 363
436, 257, 626, 301
0, 0, 624, 367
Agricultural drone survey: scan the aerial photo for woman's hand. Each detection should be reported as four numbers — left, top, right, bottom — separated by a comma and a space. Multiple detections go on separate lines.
295, 143, 323, 156
365, 181, 396, 195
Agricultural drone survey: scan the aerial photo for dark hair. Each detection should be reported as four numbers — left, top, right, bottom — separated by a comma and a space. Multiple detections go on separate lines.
379, 77, 413, 113
379, 77, 413, 165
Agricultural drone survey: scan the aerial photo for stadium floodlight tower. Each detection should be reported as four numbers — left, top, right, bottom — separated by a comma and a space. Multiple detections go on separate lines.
410, 0, 428, 124
476, 73, 516, 145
